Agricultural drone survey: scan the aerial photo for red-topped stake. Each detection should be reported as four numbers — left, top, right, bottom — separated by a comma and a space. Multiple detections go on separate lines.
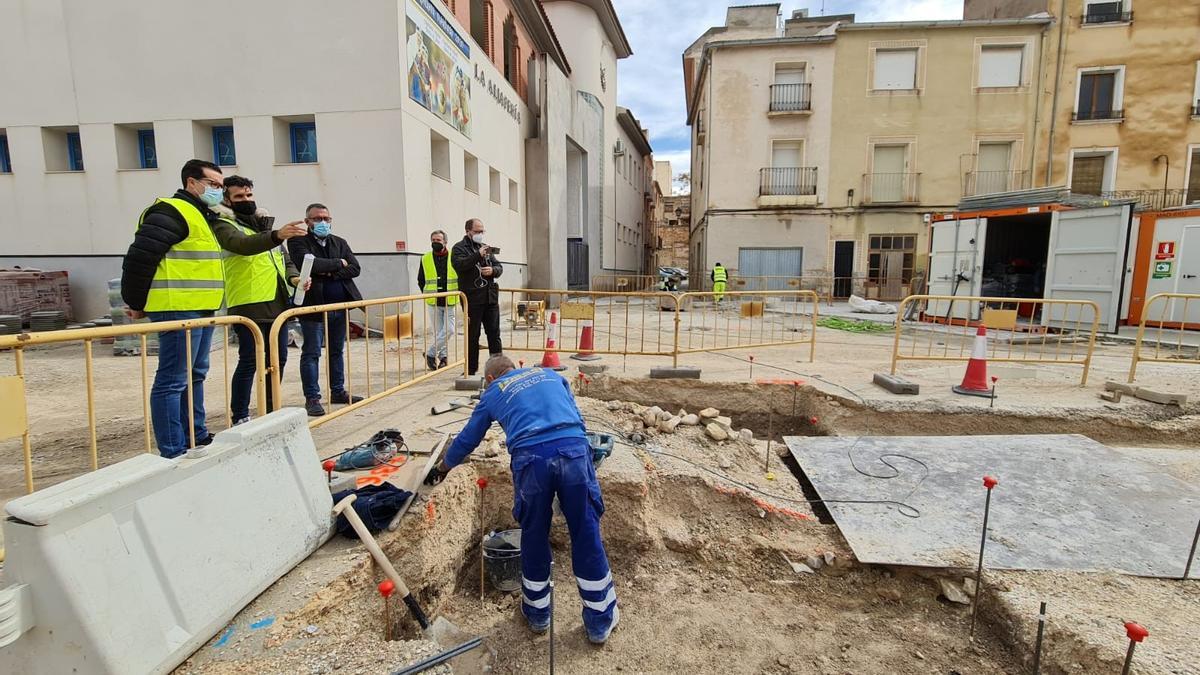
990, 376, 999, 408
322, 459, 335, 485
749, 355, 755, 380
1121, 622, 1149, 675
378, 579, 396, 641
970, 474, 999, 638
477, 477, 488, 601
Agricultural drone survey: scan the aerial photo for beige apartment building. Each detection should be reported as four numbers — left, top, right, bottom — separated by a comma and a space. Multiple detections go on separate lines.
965, 0, 1200, 208
685, 5, 1049, 297
827, 17, 1048, 298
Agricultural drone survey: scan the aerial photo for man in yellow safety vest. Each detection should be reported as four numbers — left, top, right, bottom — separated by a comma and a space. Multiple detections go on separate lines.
121, 160, 306, 458
711, 262, 728, 302
214, 175, 311, 424
417, 229, 459, 370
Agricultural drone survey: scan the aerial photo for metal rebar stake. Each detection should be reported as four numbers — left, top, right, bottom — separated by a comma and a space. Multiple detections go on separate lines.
1183, 516, 1200, 580
970, 476, 998, 638
1032, 601, 1046, 675
764, 411, 774, 472
548, 578, 556, 675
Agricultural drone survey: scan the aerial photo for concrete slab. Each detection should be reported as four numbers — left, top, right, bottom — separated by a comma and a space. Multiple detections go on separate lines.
872, 372, 919, 395
650, 366, 701, 379
784, 434, 1200, 578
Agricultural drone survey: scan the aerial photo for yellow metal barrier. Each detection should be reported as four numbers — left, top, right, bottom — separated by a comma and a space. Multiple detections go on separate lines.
0, 316, 266, 494
496, 289, 818, 367
590, 274, 660, 292
890, 295, 1100, 385
1127, 293, 1200, 382
269, 292, 468, 428
674, 290, 819, 365
499, 289, 679, 360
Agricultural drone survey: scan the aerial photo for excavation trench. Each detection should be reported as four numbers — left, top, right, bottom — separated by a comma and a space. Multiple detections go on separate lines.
181, 380, 1193, 674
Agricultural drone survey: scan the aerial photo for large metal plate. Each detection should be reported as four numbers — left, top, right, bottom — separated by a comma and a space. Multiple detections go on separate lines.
785, 434, 1200, 578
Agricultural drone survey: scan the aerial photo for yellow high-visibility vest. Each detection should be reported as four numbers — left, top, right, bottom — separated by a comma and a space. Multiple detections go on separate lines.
141, 198, 224, 312
421, 252, 459, 305
222, 218, 291, 308
713, 266, 728, 283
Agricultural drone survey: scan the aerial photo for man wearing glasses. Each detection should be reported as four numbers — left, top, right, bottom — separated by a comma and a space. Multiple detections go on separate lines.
288, 203, 365, 417
121, 159, 307, 459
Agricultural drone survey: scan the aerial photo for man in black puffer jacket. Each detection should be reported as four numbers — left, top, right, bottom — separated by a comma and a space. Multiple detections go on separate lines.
121, 159, 306, 459
451, 217, 504, 375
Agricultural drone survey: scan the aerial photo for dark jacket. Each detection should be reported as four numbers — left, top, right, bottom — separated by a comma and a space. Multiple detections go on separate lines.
121, 189, 284, 311
416, 250, 453, 307
212, 204, 301, 323
451, 236, 504, 307
288, 231, 363, 320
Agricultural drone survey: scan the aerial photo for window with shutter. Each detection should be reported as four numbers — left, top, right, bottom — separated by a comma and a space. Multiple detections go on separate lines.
1071, 155, 1108, 195
485, 1, 494, 61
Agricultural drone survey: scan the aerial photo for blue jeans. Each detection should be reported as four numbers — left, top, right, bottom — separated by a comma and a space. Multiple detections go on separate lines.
230, 321, 289, 420
300, 311, 347, 400
147, 310, 213, 459
512, 437, 616, 640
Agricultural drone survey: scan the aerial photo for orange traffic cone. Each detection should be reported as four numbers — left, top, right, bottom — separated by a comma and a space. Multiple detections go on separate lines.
571, 319, 601, 361
953, 324, 995, 399
540, 311, 567, 371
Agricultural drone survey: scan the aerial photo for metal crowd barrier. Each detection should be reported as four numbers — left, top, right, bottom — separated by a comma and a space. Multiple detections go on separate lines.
891, 295, 1100, 385
496, 288, 818, 367
268, 291, 468, 428
1127, 293, 1200, 382
589, 275, 660, 292
499, 289, 678, 360
0, 316, 265, 494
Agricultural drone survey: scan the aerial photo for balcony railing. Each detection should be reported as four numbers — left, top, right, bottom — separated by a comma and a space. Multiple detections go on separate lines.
1072, 109, 1124, 122
862, 173, 920, 204
1099, 189, 1192, 211
1081, 10, 1132, 25
964, 170, 1031, 197
769, 83, 812, 113
760, 167, 818, 196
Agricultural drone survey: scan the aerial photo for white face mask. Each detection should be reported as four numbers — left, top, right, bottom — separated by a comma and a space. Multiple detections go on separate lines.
472, 233, 485, 244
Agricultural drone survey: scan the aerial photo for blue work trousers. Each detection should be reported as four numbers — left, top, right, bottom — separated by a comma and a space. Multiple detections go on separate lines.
300, 311, 347, 400
230, 321, 289, 420
512, 437, 617, 640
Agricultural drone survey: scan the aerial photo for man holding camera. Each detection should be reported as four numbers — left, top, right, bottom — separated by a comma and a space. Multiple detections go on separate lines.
451, 218, 503, 375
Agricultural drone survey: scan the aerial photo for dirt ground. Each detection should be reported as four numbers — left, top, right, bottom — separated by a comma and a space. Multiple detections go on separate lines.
163, 393, 1198, 675
2, 306, 1198, 673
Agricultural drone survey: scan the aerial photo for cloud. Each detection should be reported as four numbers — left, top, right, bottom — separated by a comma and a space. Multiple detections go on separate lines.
612, 0, 962, 180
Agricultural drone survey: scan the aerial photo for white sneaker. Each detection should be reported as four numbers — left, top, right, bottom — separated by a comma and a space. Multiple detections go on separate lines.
588, 605, 620, 645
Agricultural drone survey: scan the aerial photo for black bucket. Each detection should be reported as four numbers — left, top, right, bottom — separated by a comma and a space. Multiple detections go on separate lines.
482, 529, 522, 592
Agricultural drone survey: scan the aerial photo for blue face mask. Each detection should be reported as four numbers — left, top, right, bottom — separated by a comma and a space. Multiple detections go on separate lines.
312, 221, 331, 237
201, 185, 224, 207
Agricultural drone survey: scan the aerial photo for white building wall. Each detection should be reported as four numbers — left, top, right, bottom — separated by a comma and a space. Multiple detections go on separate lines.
0, 0, 533, 318
614, 124, 649, 273
540, 0, 622, 273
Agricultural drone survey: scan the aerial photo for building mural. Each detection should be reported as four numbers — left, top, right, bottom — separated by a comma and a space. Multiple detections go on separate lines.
407, 0, 472, 137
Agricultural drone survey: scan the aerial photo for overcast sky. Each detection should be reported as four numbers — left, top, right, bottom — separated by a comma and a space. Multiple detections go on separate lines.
611, 1, 963, 186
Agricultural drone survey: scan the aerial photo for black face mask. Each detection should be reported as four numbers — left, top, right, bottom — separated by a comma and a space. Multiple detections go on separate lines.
431, 242, 445, 253
231, 201, 257, 216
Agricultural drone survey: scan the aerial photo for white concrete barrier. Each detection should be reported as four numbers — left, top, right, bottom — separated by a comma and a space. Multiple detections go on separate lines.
0, 408, 332, 674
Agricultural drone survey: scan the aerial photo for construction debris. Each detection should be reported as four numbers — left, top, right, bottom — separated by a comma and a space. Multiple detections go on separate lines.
699, 408, 720, 419
680, 414, 701, 426
938, 578, 971, 605
738, 429, 754, 444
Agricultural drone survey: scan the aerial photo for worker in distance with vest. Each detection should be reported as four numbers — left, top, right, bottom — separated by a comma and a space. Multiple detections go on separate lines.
417, 229, 458, 370
121, 160, 307, 459
711, 262, 728, 302
213, 175, 311, 424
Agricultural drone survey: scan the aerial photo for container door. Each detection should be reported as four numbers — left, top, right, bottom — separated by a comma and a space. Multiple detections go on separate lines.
1175, 224, 1200, 325
1044, 205, 1131, 332
927, 218, 985, 320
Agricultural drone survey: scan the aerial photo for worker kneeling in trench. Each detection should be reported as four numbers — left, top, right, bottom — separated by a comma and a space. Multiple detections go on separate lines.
424, 354, 620, 644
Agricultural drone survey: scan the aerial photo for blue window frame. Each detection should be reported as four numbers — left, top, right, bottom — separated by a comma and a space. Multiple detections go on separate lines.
67, 132, 83, 171
0, 135, 10, 173
212, 126, 236, 166
290, 122, 317, 163
137, 129, 157, 169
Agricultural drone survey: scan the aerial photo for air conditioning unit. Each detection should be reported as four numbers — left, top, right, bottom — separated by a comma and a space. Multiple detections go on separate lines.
613, 139, 626, 156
